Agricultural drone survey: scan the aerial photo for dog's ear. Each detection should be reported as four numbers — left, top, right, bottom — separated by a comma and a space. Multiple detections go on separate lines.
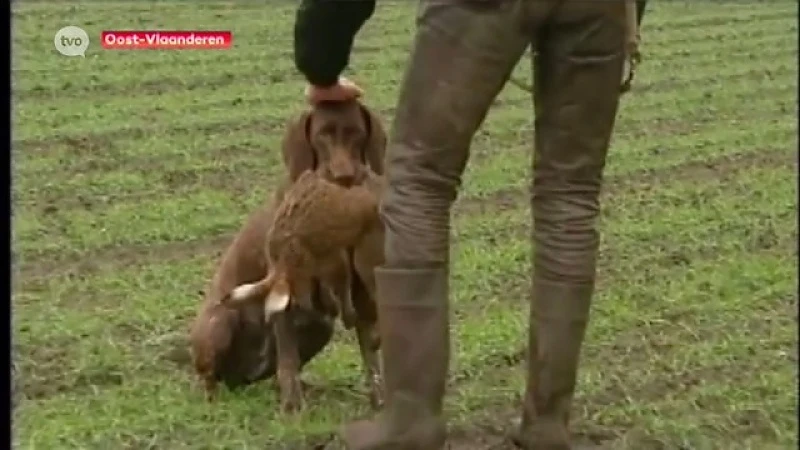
358, 103, 387, 175
281, 111, 316, 181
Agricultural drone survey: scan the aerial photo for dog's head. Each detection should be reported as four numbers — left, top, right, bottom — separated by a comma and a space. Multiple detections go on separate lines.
281, 99, 387, 187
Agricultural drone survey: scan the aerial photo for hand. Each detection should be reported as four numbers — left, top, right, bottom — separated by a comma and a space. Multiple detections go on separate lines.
305, 77, 364, 105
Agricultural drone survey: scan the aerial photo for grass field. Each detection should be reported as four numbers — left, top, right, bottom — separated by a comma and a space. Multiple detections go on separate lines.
11, 1, 798, 449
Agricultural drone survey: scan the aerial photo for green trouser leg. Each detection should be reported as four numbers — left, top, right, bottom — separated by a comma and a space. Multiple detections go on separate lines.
343, 0, 626, 448
342, 1, 529, 449
513, 1, 626, 449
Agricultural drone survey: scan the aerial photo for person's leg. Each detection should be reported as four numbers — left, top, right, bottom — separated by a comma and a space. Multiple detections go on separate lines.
513, 2, 626, 449
342, 1, 529, 449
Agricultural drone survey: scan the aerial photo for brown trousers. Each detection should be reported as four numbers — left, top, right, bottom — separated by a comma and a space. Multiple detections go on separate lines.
382, 0, 625, 285
343, 2, 627, 447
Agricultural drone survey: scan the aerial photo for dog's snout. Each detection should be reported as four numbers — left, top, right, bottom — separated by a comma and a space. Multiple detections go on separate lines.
328, 152, 358, 187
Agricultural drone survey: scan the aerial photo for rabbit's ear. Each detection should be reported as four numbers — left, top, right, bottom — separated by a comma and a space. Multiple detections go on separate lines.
358, 103, 387, 175
264, 290, 290, 323
281, 111, 316, 180
223, 277, 269, 306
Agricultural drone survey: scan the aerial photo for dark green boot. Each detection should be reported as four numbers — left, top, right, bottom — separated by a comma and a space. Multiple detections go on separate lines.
512, 280, 595, 450
342, 267, 450, 450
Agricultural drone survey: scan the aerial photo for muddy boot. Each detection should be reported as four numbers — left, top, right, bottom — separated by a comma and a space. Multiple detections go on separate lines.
512, 280, 594, 450
342, 267, 449, 450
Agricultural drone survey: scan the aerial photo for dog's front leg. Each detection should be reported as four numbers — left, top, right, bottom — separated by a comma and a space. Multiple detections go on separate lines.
336, 251, 358, 329
273, 310, 304, 413
351, 277, 384, 410
356, 319, 384, 410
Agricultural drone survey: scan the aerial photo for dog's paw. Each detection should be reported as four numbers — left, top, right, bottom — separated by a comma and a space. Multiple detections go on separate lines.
278, 375, 306, 414
341, 308, 358, 330
280, 392, 305, 414
203, 378, 219, 402
368, 374, 385, 410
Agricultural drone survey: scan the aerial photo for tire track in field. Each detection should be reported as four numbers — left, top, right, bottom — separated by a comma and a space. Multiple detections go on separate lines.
439, 286, 797, 450
15, 148, 795, 284
648, 8, 795, 32
13, 117, 288, 157
13, 18, 793, 102
449, 149, 797, 309
14, 151, 795, 413
16, 95, 792, 217
15, 46, 794, 160
465, 147, 795, 212
15, 68, 792, 188
439, 149, 797, 448
492, 58, 795, 108
15, 66, 300, 102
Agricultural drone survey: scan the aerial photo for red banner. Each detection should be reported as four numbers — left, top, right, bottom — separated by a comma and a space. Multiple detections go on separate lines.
100, 31, 232, 50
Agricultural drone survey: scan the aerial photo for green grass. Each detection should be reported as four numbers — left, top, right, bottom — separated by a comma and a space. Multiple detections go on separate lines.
12, 1, 798, 449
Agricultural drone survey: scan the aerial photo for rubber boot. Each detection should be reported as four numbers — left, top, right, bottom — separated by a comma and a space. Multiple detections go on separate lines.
512, 280, 594, 450
342, 266, 450, 450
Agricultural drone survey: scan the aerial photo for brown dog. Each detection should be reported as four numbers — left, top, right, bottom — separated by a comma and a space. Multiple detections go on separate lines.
223, 169, 385, 412
272, 99, 387, 411
189, 181, 336, 401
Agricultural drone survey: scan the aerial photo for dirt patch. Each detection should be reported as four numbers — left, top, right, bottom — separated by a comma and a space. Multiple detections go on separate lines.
18, 364, 126, 401
314, 431, 519, 450
16, 147, 794, 285
446, 423, 617, 450
449, 347, 526, 386
634, 63, 794, 95
162, 343, 193, 368
300, 414, 616, 450
16, 234, 233, 284
15, 320, 196, 402
14, 333, 126, 401
497, 60, 794, 114
457, 148, 795, 216
604, 148, 796, 196
16, 64, 297, 102
14, 115, 286, 158
16, 128, 147, 156
651, 11, 792, 33
158, 161, 276, 198
455, 188, 523, 216
18, 150, 283, 218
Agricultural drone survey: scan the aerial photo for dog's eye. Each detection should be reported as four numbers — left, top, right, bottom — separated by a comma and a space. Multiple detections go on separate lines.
320, 124, 337, 136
